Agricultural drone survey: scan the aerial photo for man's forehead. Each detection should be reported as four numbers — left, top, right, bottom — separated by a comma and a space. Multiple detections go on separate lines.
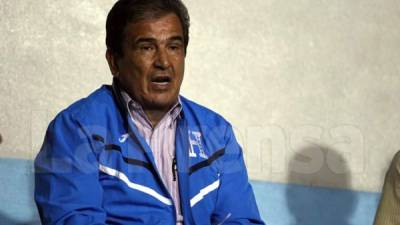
124, 13, 184, 39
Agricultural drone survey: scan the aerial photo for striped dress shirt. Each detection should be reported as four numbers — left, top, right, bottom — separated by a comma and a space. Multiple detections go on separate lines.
121, 91, 183, 225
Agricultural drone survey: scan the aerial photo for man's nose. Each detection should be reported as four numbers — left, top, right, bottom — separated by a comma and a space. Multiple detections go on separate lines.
154, 48, 170, 69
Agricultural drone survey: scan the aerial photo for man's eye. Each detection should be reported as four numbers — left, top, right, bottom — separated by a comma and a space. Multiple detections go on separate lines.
168, 44, 182, 51
140, 45, 154, 51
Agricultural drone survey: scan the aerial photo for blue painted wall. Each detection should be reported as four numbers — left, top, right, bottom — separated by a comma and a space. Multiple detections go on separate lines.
0, 158, 380, 225
252, 181, 380, 225
0, 159, 40, 225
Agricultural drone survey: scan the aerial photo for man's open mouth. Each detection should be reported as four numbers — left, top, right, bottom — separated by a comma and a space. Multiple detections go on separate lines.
151, 76, 172, 84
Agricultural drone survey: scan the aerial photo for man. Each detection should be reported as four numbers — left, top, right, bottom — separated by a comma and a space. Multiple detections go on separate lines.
34, 0, 265, 224
374, 151, 400, 225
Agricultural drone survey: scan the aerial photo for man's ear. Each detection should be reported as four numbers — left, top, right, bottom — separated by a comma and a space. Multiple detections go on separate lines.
105, 49, 120, 77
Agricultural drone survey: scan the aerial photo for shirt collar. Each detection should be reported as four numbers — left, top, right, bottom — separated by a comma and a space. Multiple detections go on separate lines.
120, 90, 183, 125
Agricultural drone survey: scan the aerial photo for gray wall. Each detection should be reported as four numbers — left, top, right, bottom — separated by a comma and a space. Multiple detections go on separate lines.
1, 0, 400, 192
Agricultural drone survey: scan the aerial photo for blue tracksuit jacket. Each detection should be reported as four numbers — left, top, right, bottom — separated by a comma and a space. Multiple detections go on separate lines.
34, 83, 265, 225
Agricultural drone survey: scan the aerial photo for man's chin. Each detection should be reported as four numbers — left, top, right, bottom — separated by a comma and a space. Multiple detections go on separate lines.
143, 96, 179, 112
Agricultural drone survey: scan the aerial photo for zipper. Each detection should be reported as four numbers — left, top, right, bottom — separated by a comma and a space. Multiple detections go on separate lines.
121, 89, 177, 224
172, 157, 177, 181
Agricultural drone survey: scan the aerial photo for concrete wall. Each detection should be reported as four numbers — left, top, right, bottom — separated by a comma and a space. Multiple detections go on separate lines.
1, 0, 400, 194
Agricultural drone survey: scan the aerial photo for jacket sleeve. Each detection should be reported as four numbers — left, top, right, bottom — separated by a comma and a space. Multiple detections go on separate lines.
212, 124, 266, 225
34, 112, 107, 225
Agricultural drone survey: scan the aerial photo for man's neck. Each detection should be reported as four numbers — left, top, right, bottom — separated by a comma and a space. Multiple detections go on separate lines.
143, 109, 168, 128
118, 88, 180, 128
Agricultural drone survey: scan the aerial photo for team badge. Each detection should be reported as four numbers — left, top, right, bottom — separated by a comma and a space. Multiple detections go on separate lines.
188, 130, 208, 159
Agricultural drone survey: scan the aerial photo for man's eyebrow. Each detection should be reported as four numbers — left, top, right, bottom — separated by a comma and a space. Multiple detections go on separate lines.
134, 36, 184, 44
168, 36, 184, 43
135, 37, 156, 44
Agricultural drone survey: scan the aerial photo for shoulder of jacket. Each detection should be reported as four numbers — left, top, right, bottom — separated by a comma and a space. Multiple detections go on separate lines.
52, 85, 115, 125
180, 96, 232, 130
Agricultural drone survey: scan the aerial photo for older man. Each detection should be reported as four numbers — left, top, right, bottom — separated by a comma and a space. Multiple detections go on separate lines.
34, 0, 264, 224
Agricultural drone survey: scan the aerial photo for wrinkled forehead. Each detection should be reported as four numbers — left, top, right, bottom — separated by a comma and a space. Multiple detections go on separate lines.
126, 9, 181, 30
123, 13, 184, 41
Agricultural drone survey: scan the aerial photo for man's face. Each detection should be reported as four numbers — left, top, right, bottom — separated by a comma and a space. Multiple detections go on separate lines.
108, 13, 185, 111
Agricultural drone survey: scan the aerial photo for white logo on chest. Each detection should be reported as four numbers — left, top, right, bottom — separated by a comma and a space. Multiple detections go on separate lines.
119, 133, 130, 143
188, 131, 208, 159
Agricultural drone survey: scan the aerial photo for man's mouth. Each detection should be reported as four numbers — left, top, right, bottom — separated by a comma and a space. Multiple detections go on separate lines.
150, 75, 173, 91
151, 75, 172, 85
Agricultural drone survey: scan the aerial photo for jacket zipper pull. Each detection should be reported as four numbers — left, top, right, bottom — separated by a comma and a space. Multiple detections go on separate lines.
172, 157, 177, 181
